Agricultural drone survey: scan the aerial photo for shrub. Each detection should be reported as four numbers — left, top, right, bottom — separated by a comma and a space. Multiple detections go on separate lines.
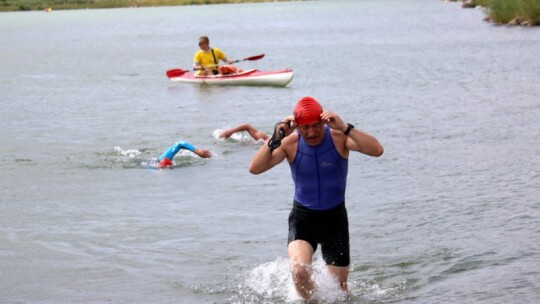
490, 0, 519, 23
489, 0, 540, 24
472, 0, 491, 7
516, 0, 540, 24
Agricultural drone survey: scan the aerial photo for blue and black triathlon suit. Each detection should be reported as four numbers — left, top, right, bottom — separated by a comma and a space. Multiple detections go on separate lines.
288, 125, 350, 267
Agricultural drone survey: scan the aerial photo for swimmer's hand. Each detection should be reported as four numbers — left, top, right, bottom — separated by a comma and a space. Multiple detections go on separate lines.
277, 115, 296, 139
219, 130, 233, 139
195, 149, 212, 158
321, 111, 347, 132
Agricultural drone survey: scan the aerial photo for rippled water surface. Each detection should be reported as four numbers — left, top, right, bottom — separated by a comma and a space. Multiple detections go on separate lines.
1, 0, 539, 303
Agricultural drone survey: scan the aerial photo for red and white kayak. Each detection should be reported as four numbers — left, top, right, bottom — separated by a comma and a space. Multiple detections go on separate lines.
168, 68, 294, 87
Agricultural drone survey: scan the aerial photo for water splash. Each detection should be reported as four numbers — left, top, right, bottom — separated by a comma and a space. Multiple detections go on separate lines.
230, 257, 349, 303
243, 257, 298, 302
226, 257, 409, 303
113, 146, 142, 158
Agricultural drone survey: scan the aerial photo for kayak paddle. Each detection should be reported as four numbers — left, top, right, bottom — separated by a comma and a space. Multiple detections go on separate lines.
166, 53, 265, 79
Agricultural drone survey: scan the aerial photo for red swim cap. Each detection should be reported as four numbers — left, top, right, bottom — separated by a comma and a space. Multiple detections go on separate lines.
294, 96, 323, 125
158, 158, 173, 168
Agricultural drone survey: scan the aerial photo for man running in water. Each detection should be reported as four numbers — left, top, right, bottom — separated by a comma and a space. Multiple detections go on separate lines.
157, 141, 212, 169
249, 97, 383, 300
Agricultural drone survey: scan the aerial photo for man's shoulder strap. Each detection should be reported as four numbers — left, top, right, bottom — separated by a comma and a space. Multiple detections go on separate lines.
211, 48, 218, 64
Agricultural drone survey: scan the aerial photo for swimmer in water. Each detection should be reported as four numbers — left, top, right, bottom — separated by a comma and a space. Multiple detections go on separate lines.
157, 141, 212, 169
218, 124, 269, 142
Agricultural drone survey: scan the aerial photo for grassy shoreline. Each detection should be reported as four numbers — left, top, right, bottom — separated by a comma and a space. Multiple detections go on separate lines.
0, 0, 296, 12
3, 0, 539, 27
468, 0, 540, 25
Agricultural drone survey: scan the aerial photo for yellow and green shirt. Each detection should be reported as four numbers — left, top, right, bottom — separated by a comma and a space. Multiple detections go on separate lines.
193, 48, 227, 72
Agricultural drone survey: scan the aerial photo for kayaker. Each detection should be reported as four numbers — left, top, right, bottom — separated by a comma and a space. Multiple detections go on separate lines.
219, 124, 269, 141
193, 36, 240, 76
157, 140, 212, 169
248, 97, 384, 300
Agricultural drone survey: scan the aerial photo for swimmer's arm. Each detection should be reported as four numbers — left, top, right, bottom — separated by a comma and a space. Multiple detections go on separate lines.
176, 141, 212, 158
245, 125, 270, 141
344, 129, 383, 157
176, 141, 196, 152
322, 111, 383, 157
249, 117, 295, 174
249, 142, 286, 174
220, 124, 269, 141
219, 124, 250, 138
194, 148, 212, 158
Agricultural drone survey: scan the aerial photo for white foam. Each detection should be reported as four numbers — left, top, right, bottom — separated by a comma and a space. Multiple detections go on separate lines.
239, 257, 348, 302
244, 257, 296, 301
113, 147, 141, 158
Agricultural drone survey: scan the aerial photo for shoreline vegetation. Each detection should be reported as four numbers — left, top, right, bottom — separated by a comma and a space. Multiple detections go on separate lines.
0, 0, 297, 12
1, 0, 538, 27
449, 0, 540, 26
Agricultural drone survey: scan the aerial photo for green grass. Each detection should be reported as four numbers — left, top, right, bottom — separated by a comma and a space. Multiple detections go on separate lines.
471, 0, 491, 7
472, 0, 540, 25
0, 0, 295, 11
490, 0, 521, 23
514, 0, 540, 24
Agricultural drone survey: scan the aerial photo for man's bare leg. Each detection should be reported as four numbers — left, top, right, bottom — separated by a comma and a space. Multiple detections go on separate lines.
327, 265, 350, 293
288, 240, 315, 300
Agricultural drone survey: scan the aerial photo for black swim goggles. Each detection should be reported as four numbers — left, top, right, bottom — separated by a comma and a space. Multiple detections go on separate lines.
268, 122, 291, 153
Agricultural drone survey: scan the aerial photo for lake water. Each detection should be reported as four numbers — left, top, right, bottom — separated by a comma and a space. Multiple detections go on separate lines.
1, 0, 539, 303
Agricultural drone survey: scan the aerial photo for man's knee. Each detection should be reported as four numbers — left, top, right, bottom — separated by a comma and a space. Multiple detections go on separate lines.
291, 262, 310, 283
340, 281, 348, 291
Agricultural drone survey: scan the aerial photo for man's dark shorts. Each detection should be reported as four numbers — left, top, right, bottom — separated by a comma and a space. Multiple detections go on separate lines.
288, 201, 350, 267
